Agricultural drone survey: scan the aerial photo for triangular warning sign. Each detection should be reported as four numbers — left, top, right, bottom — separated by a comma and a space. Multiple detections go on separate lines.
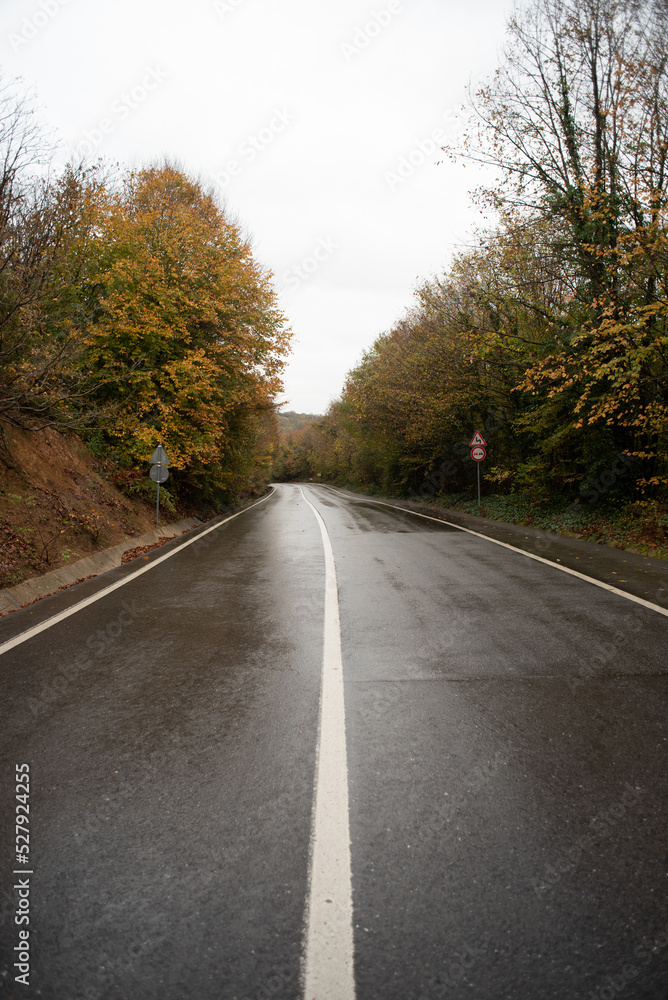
149, 445, 170, 466
469, 430, 487, 447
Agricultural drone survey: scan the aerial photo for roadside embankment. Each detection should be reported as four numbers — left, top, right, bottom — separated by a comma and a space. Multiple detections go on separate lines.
0, 517, 202, 616
0, 420, 186, 593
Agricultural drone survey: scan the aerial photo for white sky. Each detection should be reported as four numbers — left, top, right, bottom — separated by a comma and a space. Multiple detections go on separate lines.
0, 0, 514, 413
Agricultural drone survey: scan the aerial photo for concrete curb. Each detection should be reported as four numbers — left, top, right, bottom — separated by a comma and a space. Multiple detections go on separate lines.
0, 517, 203, 615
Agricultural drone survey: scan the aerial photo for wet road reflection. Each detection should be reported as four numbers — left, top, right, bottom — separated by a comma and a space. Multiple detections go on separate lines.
0, 483, 666, 1000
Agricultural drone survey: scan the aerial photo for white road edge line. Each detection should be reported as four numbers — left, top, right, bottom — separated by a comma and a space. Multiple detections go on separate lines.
0, 489, 276, 657
316, 485, 668, 619
300, 487, 356, 1000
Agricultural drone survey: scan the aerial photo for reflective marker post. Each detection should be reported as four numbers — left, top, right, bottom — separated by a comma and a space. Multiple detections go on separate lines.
149, 445, 170, 525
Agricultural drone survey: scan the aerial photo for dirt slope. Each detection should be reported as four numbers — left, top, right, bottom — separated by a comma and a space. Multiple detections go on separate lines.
0, 422, 172, 589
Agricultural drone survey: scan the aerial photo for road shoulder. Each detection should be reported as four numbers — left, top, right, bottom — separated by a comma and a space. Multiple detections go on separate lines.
0, 491, 276, 643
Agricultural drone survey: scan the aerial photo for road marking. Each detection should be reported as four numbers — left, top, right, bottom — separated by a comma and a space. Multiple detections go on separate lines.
0, 490, 275, 657
300, 487, 356, 1000
315, 485, 668, 619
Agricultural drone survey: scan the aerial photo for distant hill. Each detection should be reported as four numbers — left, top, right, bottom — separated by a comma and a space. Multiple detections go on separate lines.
277, 411, 321, 436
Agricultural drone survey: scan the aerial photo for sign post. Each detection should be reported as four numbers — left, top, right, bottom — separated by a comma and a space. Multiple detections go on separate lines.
149, 445, 170, 524
469, 432, 487, 515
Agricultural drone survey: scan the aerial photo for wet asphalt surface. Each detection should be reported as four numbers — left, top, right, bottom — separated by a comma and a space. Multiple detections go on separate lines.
1, 483, 667, 1000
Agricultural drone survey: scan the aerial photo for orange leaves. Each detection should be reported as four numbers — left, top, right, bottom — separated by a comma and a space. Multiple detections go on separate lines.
79, 163, 291, 497
306, 0, 668, 498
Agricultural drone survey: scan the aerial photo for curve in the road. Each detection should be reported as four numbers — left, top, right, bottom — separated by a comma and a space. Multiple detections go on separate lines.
316, 485, 668, 619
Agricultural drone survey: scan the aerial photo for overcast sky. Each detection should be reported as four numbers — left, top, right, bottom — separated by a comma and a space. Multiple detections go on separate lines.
0, 0, 515, 414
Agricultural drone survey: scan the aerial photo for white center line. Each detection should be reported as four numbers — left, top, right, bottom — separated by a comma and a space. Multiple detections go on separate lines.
300, 487, 356, 1000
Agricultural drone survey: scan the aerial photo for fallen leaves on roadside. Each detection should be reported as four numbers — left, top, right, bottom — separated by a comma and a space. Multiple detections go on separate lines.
121, 536, 178, 564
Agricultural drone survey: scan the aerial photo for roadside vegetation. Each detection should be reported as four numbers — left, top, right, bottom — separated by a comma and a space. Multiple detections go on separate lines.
274, 0, 668, 556
273, 412, 323, 480
0, 78, 290, 513
0, 79, 291, 587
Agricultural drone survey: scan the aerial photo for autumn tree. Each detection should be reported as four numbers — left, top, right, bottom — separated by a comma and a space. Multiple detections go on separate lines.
447, 0, 668, 491
0, 80, 110, 430
299, 1, 668, 505
84, 164, 290, 499
0, 80, 289, 505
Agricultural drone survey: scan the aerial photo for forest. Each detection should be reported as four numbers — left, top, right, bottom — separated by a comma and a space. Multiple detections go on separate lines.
2, 0, 668, 553
275, 0, 668, 547
0, 83, 290, 511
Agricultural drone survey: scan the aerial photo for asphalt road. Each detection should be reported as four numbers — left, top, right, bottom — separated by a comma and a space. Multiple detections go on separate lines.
1, 483, 667, 1000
